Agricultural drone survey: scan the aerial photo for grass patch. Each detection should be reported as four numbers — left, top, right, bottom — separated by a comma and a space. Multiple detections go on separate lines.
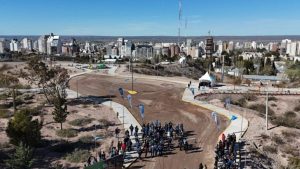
65, 149, 90, 163
0, 93, 9, 100
263, 145, 277, 154
285, 111, 297, 118
274, 112, 300, 129
56, 129, 78, 138
0, 109, 11, 118
68, 118, 94, 127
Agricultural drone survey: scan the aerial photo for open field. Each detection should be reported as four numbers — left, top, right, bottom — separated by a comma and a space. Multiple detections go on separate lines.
69, 74, 229, 169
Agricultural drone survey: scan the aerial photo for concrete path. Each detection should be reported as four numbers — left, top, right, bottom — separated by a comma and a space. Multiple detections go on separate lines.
102, 101, 142, 168
182, 84, 249, 142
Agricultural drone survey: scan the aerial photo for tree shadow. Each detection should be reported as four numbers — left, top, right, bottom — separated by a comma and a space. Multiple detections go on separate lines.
68, 95, 116, 106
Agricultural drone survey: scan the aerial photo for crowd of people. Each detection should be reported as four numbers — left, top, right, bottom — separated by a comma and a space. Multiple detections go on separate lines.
214, 133, 238, 169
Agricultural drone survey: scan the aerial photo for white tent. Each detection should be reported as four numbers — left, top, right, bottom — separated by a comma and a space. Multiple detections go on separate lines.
199, 72, 216, 87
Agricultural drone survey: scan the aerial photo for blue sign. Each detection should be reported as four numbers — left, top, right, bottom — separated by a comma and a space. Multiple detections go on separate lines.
127, 94, 132, 108
138, 104, 145, 119
118, 88, 124, 98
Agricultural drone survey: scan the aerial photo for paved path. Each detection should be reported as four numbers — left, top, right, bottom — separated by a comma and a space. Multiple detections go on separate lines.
68, 69, 142, 168
182, 84, 249, 142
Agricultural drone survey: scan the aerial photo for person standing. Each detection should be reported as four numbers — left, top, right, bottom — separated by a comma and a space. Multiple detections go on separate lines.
130, 124, 134, 136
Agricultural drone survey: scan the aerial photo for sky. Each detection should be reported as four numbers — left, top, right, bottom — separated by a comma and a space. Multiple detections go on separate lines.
1, 0, 300, 36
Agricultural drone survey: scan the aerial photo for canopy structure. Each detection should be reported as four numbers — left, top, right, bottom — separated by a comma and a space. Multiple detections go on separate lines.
199, 72, 216, 87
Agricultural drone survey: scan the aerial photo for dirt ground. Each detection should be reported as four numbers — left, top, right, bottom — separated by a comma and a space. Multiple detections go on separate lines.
69, 74, 229, 169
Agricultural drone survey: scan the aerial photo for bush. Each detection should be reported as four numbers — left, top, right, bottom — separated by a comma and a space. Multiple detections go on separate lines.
98, 119, 114, 128
271, 135, 284, 144
285, 111, 297, 118
268, 96, 278, 101
287, 157, 300, 169
263, 145, 277, 154
271, 103, 277, 107
50, 141, 74, 153
56, 129, 78, 138
68, 118, 94, 127
282, 131, 297, 138
0, 109, 11, 118
260, 133, 269, 140
78, 135, 94, 144
274, 115, 300, 129
248, 104, 275, 119
65, 149, 90, 163
294, 105, 300, 112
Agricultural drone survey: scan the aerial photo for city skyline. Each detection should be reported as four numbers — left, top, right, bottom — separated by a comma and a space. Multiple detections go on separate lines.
1, 0, 300, 36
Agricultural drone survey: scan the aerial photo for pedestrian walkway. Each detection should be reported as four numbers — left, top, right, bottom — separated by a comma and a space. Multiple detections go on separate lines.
182, 85, 249, 142
102, 101, 142, 168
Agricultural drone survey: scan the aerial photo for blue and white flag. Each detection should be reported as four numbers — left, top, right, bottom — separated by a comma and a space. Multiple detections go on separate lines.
211, 112, 219, 129
118, 88, 124, 98
138, 104, 145, 119
230, 115, 238, 121
127, 94, 132, 108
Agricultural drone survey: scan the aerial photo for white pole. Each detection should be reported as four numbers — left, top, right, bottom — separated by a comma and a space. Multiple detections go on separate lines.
266, 84, 268, 131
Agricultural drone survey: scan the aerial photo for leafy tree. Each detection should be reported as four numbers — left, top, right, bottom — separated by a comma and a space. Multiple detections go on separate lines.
5, 142, 34, 169
24, 57, 69, 104
0, 64, 20, 113
285, 62, 300, 82
6, 109, 42, 147
52, 91, 69, 130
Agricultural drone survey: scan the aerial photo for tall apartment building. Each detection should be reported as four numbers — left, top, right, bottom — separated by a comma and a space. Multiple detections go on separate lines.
0, 38, 9, 53
38, 35, 49, 53
21, 38, 32, 50
10, 39, 19, 52
47, 33, 61, 55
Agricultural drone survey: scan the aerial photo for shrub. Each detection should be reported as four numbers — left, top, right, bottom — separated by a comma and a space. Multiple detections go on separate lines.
274, 115, 300, 129
263, 145, 277, 154
0, 109, 11, 118
65, 149, 90, 163
98, 119, 114, 128
268, 96, 278, 101
271, 135, 284, 144
271, 103, 277, 107
260, 133, 269, 140
285, 111, 297, 118
282, 131, 297, 138
287, 157, 300, 169
68, 118, 94, 127
248, 104, 275, 119
56, 129, 78, 138
78, 136, 94, 144
294, 105, 300, 112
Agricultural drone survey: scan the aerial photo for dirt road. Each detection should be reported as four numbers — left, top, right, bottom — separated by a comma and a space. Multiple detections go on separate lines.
69, 74, 229, 169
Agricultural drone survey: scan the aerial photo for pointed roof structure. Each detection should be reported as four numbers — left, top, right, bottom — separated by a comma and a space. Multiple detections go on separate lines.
199, 72, 216, 86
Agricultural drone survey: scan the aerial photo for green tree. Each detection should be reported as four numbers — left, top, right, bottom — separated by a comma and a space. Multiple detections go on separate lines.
52, 91, 69, 130
0, 64, 20, 113
6, 109, 42, 147
5, 142, 34, 169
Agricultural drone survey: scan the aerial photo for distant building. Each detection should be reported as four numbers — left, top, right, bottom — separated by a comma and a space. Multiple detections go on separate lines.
38, 35, 49, 53
61, 38, 80, 57
0, 38, 9, 53
162, 47, 170, 57
136, 45, 153, 58
21, 38, 32, 51
33, 40, 38, 51
46, 33, 61, 55
228, 41, 234, 51
10, 39, 19, 52
205, 36, 214, 58
170, 44, 180, 57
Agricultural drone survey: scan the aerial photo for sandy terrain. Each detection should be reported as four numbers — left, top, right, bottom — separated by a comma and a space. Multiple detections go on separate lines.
69, 74, 229, 169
